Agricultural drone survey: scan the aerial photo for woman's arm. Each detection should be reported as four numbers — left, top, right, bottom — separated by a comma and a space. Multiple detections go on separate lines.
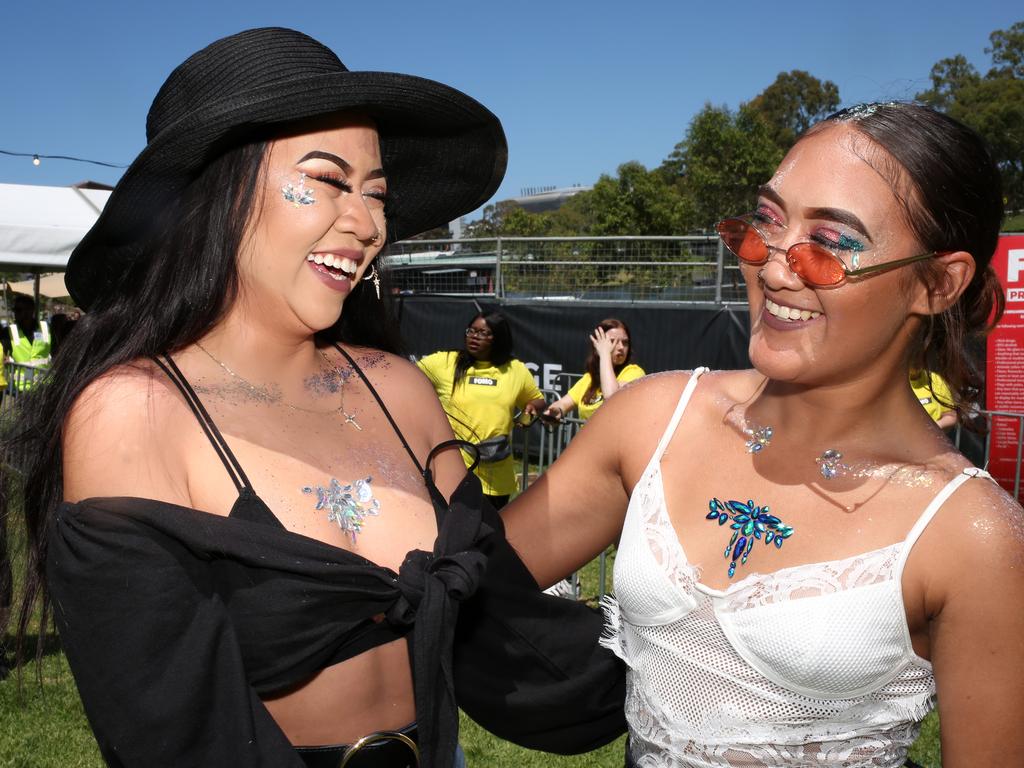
924, 482, 1024, 764
591, 327, 621, 400
503, 372, 689, 587
542, 393, 577, 422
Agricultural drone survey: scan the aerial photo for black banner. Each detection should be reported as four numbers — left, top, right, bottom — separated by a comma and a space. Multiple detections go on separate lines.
397, 296, 751, 396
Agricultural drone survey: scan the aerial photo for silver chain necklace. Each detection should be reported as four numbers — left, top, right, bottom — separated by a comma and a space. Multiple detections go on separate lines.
195, 342, 362, 429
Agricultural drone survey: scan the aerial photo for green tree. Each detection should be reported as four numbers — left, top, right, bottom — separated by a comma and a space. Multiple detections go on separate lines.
987, 20, 1024, 78
916, 54, 981, 111
916, 20, 1024, 210
562, 161, 693, 235
661, 104, 783, 229
948, 77, 1024, 210
744, 70, 840, 151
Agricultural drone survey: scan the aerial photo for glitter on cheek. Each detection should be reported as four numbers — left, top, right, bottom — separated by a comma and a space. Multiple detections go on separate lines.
281, 172, 316, 206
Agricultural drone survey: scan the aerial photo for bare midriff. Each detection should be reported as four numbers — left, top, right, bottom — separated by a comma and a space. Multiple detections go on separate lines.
262, 637, 415, 746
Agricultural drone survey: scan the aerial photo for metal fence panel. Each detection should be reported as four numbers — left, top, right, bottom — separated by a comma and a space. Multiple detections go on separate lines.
383, 236, 749, 304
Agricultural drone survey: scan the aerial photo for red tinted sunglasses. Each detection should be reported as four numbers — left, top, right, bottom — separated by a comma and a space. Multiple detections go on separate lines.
717, 216, 941, 288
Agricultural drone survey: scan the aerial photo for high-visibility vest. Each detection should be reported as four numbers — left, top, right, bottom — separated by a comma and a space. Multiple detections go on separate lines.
8, 321, 50, 390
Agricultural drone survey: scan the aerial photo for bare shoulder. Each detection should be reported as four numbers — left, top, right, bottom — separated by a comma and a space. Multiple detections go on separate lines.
66, 360, 182, 440
922, 473, 1024, 602
598, 367, 755, 424
341, 345, 436, 399
63, 359, 191, 502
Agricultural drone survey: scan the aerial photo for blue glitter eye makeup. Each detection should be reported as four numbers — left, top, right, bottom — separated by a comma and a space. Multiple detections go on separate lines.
837, 233, 865, 252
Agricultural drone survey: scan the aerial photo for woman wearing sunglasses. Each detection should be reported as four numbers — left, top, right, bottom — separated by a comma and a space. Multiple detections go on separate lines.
503, 102, 1023, 766
417, 311, 546, 509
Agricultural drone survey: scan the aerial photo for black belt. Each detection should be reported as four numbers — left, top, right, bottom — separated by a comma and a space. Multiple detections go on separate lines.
296, 724, 419, 768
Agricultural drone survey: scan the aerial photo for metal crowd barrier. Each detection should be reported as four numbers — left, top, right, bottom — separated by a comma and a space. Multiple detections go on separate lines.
1, 361, 48, 406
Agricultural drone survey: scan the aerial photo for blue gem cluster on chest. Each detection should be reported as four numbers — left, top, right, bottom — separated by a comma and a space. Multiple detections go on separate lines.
706, 498, 795, 578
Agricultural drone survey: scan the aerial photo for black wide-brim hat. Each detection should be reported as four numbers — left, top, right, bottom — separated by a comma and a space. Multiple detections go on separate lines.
66, 27, 508, 310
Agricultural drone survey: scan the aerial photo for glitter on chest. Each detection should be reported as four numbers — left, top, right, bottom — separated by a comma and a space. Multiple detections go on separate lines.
302, 477, 381, 543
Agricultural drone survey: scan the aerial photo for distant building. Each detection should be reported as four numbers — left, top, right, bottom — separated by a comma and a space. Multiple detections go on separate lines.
509, 184, 591, 213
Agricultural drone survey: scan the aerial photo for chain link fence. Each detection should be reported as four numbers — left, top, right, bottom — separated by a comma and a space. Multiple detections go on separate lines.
383, 236, 748, 303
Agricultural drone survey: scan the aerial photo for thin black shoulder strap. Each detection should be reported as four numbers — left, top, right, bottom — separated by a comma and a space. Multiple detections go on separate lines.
153, 354, 252, 492
332, 344, 426, 476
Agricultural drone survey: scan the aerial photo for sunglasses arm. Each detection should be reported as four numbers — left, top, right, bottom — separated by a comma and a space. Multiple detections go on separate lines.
844, 250, 939, 280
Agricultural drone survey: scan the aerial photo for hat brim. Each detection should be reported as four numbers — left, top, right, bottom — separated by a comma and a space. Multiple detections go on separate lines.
67, 70, 507, 309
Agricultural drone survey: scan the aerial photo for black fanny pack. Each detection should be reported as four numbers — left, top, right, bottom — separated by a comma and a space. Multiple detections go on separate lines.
474, 434, 511, 463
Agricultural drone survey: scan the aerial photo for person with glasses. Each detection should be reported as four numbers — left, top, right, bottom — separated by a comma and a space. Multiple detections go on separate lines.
543, 318, 645, 424
417, 311, 546, 509
502, 102, 1023, 766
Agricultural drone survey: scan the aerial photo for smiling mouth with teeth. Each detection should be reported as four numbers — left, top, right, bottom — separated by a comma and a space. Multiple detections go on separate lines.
307, 253, 358, 281
764, 298, 821, 323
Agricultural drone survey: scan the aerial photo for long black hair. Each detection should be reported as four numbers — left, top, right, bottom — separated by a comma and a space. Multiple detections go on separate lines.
452, 311, 514, 387
5, 134, 402, 666
810, 102, 1004, 420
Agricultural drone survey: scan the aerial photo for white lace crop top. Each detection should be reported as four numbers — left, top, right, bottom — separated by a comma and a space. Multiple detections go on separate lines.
601, 369, 993, 768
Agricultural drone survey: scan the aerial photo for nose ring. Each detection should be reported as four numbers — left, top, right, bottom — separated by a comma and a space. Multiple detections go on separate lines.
370, 229, 383, 245
756, 268, 767, 284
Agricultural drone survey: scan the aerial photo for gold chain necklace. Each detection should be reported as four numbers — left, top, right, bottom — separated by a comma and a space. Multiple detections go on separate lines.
195, 342, 362, 429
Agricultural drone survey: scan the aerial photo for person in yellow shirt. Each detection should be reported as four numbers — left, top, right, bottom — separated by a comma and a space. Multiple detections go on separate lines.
417, 311, 545, 508
909, 367, 957, 430
544, 318, 645, 423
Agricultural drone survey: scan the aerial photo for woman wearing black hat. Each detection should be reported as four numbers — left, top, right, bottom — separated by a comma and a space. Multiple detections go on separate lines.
7, 28, 623, 768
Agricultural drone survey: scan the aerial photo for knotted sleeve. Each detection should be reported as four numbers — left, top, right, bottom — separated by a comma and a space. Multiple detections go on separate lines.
47, 502, 304, 768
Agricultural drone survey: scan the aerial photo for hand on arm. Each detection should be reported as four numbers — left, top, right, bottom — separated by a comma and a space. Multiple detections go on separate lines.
542, 394, 576, 423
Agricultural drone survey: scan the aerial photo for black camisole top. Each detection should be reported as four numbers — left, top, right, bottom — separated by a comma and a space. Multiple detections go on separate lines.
47, 346, 626, 768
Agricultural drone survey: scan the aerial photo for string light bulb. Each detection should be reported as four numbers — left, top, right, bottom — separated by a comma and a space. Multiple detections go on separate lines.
32, 155, 40, 166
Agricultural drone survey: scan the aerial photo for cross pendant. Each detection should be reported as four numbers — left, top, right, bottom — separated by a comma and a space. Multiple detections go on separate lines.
344, 412, 363, 431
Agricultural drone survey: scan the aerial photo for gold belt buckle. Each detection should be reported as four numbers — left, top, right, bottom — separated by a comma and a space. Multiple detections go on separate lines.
338, 729, 420, 768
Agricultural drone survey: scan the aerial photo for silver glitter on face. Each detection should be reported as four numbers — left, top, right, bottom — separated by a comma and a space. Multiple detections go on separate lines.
281, 172, 316, 206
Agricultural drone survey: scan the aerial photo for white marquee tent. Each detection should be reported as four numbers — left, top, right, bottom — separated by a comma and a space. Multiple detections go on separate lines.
0, 183, 110, 272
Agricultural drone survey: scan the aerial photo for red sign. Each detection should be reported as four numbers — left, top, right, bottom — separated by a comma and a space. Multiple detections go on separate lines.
986, 234, 1024, 503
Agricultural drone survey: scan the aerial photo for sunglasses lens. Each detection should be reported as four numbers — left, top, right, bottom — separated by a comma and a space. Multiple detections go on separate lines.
787, 243, 846, 287
718, 219, 768, 263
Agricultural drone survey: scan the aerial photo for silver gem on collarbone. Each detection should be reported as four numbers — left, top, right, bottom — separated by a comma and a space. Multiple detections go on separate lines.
743, 422, 774, 454
281, 172, 316, 206
816, 448, 850, 480
302, 476, 381, 543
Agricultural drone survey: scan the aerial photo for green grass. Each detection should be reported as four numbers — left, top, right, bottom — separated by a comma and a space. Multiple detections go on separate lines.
0, 548, 942, 766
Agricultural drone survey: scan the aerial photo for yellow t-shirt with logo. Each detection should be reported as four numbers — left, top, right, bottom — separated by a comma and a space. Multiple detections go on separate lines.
567, 363, 645, 422
417, 351, 543, 496
909, 369, 955, 423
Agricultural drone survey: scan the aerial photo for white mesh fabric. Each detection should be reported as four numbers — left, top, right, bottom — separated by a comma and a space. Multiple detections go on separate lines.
602, 375, 938, 768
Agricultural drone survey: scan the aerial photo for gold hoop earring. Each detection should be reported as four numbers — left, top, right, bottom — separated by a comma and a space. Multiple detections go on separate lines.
362, 263, 381, 300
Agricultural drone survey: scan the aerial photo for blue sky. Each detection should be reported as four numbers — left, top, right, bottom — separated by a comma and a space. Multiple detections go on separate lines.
1, 1, 1018, 218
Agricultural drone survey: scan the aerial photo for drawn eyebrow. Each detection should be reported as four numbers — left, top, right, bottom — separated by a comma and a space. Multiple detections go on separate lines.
297, 151, 386, 180
805, 207, 873, 243
756, 186, 873, 242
